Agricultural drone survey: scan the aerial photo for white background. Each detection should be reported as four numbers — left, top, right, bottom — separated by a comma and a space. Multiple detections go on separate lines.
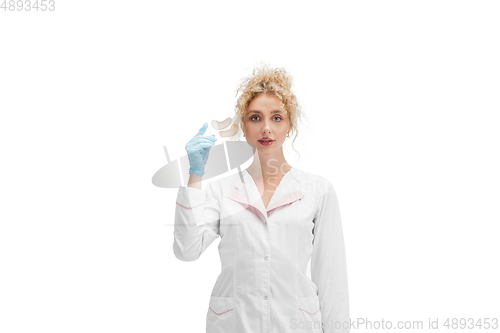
1, 1, 499, 332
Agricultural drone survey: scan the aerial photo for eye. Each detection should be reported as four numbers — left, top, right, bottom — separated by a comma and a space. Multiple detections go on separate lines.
249, 115, 283, 122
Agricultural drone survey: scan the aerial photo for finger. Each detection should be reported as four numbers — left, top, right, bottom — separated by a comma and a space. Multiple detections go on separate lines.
196, 143, 216, 150
205, 135, 217, 141
189, 123, 209, 141
195, 137, 216, 144
199, 141, 216, 148
196, 122, 208, 136
197, 135, 216, 142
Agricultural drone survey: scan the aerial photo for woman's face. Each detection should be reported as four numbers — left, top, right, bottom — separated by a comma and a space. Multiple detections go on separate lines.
243, 93, 291, 153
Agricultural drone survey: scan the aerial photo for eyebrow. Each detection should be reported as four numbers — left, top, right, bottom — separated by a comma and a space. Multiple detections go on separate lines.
248, 110, 284, 114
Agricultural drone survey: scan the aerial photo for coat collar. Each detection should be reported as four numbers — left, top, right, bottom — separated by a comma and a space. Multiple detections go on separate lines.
227, 168, 304, 222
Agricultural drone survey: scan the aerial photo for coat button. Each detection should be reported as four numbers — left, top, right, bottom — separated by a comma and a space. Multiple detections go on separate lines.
264, 256, 268, 261
264, 296, 268, 300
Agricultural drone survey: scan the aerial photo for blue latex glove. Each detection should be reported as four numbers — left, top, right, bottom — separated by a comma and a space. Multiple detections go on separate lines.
185, 123, 217, 177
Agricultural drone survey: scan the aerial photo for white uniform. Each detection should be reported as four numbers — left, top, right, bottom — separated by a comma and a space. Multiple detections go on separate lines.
173, 167, 350, 333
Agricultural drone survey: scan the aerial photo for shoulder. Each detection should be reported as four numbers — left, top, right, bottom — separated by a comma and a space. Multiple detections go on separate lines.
204, 171, 241, 192
292, 168, 335, 196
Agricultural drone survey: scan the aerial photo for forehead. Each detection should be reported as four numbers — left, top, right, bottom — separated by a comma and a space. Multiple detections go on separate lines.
247, 94, 286, 114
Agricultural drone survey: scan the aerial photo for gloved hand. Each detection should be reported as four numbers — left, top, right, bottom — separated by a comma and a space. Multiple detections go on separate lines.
185, 122, 217, 177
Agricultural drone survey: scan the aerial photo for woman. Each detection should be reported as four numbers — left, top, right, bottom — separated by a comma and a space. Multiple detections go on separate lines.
173, 64, 350, 333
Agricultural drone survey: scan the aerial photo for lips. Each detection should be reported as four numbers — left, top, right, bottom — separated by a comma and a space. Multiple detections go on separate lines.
258, 138, 274, 146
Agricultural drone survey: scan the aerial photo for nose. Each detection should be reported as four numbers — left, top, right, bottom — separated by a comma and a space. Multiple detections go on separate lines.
261, 119, 272, 134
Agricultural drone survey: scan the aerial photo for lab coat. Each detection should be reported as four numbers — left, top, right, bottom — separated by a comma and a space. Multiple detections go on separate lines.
173, 167, 350, 333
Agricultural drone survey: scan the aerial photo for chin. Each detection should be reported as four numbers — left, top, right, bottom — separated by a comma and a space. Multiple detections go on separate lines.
256, 143, 281, 152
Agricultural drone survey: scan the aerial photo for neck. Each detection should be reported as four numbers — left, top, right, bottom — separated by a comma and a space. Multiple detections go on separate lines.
246, 148, 291, 179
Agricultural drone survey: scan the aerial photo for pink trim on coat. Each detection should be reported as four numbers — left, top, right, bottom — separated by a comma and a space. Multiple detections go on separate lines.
209, 307, 234, 315
299, 307, 320, 315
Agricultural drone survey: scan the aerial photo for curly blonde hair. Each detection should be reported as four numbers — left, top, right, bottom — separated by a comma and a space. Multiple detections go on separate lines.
233, 61, 303, 157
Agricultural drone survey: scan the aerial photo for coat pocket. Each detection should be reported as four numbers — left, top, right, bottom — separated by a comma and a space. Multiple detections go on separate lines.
296, 295, 323, 332
206, 296, 235, 333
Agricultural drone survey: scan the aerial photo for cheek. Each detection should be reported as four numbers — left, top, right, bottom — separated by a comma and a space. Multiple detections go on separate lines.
244, 122, 256, 134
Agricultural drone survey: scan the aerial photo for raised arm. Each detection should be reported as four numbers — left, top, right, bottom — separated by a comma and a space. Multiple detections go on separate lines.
173, 122, 220, 261
173, 178, 220, 261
